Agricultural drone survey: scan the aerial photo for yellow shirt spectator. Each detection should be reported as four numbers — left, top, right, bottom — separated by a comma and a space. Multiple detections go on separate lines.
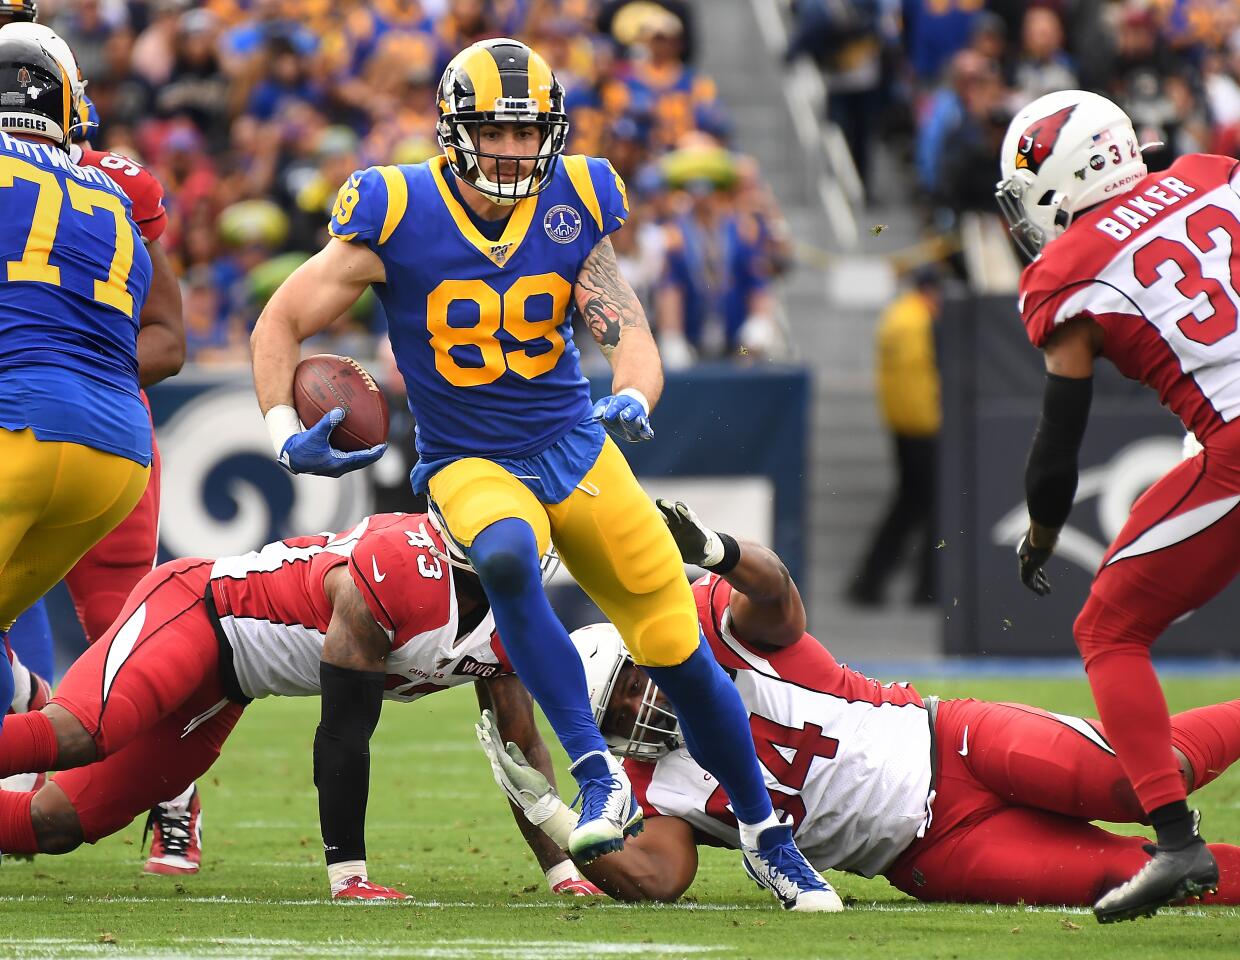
876, 285, 941, 437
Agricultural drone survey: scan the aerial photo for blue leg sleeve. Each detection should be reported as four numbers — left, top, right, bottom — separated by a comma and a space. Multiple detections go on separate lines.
468, 518, 609, 780
8, 599, 54, 682
0, 632, 12, 733
645, 637, 775, 826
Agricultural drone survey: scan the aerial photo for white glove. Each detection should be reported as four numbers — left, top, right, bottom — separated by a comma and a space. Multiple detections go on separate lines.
476, 709, 578, 850
1183, 431, 1203, 460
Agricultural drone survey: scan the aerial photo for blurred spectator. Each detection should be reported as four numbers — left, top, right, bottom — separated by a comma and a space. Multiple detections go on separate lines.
785, 0, 884, 192
902, 0, 982, 86
654, 146, 777, 368
611, 11, 717, 152
1012, 5, 1077, 103
156, 10, 230, 150
916, 50, 1000, 198
847, 268, 943, 608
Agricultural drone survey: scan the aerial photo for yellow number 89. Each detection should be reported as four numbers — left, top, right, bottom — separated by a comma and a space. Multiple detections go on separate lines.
426, 273, 571, 387
332, 174, 361, 225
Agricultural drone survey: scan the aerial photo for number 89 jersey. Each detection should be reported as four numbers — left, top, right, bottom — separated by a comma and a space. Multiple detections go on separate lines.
329, 154, 629, 464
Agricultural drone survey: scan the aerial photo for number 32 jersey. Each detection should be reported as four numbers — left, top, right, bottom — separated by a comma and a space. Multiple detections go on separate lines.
329, 155, 629, 465
626, 574, 934, 879
1020, 153, 1240, 442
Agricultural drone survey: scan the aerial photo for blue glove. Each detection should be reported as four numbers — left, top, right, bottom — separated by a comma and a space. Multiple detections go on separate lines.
278, 407, 387, 478
592, 393, 654, 442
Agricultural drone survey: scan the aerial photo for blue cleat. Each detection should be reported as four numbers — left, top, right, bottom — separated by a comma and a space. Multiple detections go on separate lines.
742, 822, 844, 912
567, 750, 643, 863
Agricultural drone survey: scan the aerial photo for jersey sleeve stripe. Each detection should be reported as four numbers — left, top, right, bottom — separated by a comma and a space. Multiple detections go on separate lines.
606, 160, 629, 219
377, 165, 409, 245
561, 155, 603, 231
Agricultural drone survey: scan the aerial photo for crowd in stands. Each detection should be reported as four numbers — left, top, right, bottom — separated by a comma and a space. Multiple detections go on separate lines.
37, 0, 794, 375
786, 1, 1240, 235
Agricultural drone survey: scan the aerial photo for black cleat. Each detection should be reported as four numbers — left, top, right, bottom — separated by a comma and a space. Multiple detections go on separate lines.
1094, 831, 1219, 924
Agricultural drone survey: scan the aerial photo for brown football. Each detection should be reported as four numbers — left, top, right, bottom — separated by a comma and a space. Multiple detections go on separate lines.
292, 354, 390, 452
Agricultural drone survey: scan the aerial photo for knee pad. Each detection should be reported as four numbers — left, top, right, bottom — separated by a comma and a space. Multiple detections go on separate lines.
626, 605, 701, 668
469, 519, 543, 597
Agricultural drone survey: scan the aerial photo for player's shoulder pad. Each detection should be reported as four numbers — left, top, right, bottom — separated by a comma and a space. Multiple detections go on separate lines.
560, 154, 629, 240
1163, 152, 1240, 191
78, 148, 168, 242
329, 165, 410, 247
1019, 236, 1117, 349
346, 512, 451, 636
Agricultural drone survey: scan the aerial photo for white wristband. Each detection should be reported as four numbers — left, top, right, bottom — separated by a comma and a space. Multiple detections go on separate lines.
616, 387, 650, 416
265, 404, 303, 458
545, 861, 581, 890
526, 795, 578, 850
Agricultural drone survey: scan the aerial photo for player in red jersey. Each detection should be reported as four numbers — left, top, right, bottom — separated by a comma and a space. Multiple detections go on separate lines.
0, 512, 599, 898
994, 90, 1240, 921
479, 500, 1240, 908
0, 20, 188, 873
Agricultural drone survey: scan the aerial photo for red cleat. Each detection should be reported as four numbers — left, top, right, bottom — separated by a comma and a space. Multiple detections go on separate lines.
550, 875, 604, 896
143, 786, 203, 875
332, 877, 409, 900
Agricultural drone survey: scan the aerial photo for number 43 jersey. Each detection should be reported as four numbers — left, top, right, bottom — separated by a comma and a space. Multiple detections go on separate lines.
1020, 153, 1240, 443
208, 512, 508, 703
626, 574, 934, 879
328, 154, 628, 463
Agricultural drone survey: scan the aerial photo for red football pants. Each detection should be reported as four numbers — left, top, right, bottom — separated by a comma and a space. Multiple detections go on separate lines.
886, 699, 1240, 905
47, 558, 242, 842
1075, 419, 1240, 813
63, 409, 161, 644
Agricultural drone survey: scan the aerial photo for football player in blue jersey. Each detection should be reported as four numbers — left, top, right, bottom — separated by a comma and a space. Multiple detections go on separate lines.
0, 36, 154, 726
251, 37, 836, 909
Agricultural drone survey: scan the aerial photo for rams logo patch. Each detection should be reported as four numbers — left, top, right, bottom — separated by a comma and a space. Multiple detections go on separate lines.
543, 204, 581, 244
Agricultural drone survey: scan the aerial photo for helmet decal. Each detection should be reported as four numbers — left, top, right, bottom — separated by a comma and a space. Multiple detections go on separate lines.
1014, 104, 1076, 175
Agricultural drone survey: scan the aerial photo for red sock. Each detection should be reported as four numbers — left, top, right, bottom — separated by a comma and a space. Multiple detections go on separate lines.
1075, 597, 1185, 812
0, 789, 37, 854
0, 710, 58, 778
1171, 701, 1240, 791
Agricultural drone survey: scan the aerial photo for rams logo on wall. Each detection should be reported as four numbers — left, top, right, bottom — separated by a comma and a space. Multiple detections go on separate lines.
155, 383, 373, 560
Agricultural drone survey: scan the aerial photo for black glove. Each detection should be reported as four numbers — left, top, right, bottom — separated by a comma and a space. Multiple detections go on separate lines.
1016, 531, 1054, 597
656, 498, 725, 567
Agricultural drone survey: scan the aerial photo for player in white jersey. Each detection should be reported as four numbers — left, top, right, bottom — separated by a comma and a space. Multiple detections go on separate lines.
995, 90, 1240, 921
0, 513, 599, 898
479, 499, 1240, 908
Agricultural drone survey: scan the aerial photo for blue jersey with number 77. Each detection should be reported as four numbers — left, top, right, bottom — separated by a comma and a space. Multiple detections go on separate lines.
0, 132, 153, 465
328, 154, 628, 469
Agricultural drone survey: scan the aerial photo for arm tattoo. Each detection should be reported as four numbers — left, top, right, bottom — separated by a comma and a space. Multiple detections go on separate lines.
576, 237, 650, 357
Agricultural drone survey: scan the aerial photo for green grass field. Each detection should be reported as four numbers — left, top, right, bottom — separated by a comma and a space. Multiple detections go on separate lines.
2, 675, 1238, 959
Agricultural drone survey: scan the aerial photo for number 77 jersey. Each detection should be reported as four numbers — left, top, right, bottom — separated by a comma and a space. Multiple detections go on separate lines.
329, 154, 629, 464
1019, 153, 1240, 442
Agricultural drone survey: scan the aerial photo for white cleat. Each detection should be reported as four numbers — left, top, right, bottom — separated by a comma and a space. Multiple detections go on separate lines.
567, 750, 643, 863
742, 822, 844, 913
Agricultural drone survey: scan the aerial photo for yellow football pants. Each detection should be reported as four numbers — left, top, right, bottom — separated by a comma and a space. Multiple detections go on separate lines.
0, 429, 150, 630
427, 436, 699, 667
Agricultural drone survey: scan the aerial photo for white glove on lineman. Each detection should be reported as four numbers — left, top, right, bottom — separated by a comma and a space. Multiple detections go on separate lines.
476, 710, 578, 850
